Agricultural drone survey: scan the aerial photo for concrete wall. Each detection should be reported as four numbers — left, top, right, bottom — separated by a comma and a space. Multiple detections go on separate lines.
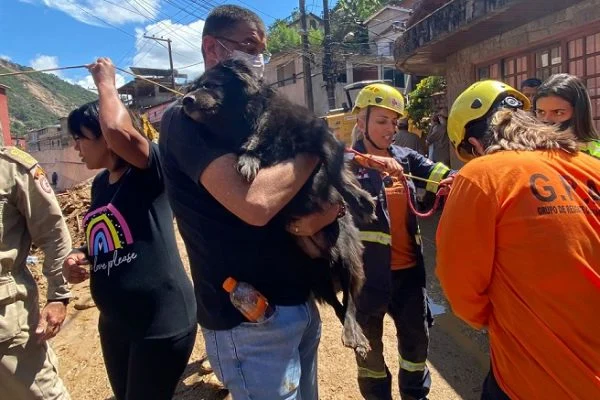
33, 146, 99, 193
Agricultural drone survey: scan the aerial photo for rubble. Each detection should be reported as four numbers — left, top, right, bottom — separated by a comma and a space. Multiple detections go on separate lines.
55, 178, 93, 248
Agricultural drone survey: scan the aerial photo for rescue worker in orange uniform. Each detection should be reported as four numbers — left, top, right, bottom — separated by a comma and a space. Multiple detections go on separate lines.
348, 84, 455, 400
437, 80, 600, 399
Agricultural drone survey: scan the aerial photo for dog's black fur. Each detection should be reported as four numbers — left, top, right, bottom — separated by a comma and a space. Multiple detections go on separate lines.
182, 59, 375, 356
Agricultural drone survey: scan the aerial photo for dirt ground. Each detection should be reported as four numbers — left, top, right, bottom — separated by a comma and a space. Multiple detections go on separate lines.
35, 213, 490, 400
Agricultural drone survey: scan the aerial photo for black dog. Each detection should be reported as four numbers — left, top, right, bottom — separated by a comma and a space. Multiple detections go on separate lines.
182, 59, 375, 357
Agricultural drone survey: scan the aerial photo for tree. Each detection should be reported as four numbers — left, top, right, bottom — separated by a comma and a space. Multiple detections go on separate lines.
268, 20, 302, 55
330, 0, 386, 55
405, 76, 447, 133
268, 19, 324, 55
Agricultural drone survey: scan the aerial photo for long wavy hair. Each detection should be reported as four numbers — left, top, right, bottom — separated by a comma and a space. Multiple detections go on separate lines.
483, 109, 579, 155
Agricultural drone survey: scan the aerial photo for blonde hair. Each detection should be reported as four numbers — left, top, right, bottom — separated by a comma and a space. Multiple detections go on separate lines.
485, 109, 578, 155
351, 109, 367, 146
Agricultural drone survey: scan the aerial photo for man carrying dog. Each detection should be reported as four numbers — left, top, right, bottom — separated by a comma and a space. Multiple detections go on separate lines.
159, 5, 345, 399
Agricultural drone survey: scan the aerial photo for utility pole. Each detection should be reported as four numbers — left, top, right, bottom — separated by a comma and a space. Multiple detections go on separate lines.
322, 0, 335, 109
143, 35, 176, 89
299, 0, 314, 112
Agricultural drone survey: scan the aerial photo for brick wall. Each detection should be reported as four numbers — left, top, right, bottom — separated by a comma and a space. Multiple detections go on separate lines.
444, 0, 600, 168
445, 0, 600, 104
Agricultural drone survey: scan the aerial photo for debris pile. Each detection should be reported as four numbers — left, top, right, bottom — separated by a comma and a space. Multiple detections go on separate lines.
55, 179, 93, 248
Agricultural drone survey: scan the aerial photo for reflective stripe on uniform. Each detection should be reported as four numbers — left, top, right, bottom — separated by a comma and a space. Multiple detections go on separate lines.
399, 356, 427, 372
582, 140, 600, 159
426, 162, 450, 192
357, 367, 388, 379
359, 231, 392, 245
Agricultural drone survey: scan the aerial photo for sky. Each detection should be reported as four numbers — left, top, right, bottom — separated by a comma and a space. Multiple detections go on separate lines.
0, 0, 330, 90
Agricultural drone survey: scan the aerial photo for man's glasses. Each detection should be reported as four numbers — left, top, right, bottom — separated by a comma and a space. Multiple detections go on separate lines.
215, 36, 271, 63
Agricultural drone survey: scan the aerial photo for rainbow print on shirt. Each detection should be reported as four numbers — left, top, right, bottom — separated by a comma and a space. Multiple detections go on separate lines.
83, 203, 133, 256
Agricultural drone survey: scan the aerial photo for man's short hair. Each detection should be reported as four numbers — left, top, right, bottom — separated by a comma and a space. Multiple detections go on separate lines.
203, 5, 265, 38
521, 78, 542, 89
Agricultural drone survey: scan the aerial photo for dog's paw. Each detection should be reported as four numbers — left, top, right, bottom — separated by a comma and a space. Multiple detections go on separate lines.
237, 154, 261, 182
342, 318, 371, 358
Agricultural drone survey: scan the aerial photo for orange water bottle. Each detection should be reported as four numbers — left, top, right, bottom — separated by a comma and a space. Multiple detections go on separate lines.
222, 277, 274, 323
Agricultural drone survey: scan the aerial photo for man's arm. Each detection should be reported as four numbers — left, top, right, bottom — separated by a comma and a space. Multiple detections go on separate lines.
436, 174, 496, 329
15, 166, 71, 301
90, 58, 150, 169
161, 104, 320, 226
200, 153, 319, 226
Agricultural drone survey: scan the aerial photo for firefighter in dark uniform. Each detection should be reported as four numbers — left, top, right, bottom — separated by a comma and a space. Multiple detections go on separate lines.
348, 84, 455, 400
0, 146, 72, 400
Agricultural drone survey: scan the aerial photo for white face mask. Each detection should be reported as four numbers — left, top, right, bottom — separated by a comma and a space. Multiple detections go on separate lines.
230, 50, 265, 79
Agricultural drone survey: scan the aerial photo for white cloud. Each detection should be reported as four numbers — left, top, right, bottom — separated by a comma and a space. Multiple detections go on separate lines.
0, 55, 11, 61
71, 74, 126, 92
21, 0, 159, 26
30, 54, 61, 76
133, 19, 205, 81
29, 54, 125, 92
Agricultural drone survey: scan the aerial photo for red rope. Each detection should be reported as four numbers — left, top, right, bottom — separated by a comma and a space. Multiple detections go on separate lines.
346, 148, 445, 218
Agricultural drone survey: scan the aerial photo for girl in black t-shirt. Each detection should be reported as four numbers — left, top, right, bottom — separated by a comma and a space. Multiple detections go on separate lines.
62, 58, 197, 400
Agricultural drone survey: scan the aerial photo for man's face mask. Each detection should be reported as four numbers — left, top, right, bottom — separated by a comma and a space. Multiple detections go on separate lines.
217, 40, 265, 79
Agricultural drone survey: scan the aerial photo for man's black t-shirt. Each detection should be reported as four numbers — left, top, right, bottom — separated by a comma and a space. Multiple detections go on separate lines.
84, 143, 196, 338
159, 104, 312, 330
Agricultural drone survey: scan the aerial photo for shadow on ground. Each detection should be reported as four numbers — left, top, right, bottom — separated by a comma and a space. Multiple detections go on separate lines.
419, 211, 490, 400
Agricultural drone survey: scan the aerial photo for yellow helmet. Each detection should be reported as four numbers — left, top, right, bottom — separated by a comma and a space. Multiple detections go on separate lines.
352, 83, 406, 117
448, 80, 531, 162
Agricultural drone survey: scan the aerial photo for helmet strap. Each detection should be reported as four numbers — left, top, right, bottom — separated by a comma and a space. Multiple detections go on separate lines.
364, 106, 387, 151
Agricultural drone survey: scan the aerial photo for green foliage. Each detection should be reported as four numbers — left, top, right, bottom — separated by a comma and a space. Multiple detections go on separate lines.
268, 18, 324, 55
0, 60, 96, 137
330, 0, 391, 55
268, 20, 302, 54
406, 76, 447, 132
308, 28, 324, 46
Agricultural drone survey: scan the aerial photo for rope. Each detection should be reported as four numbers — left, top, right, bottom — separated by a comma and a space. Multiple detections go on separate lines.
345, 148, 446, 218
0, 64, 185, 97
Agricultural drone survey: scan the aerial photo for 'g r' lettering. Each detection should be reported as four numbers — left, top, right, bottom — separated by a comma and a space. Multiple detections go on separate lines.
530, 173, 557, 202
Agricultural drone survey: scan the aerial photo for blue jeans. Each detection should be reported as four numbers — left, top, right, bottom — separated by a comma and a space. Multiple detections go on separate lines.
202, 299, 321, 400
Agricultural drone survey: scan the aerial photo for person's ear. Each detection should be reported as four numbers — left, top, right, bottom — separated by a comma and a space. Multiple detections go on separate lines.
467, 137, 485, 156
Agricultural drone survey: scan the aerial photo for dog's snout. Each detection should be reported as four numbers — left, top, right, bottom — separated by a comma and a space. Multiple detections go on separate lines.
182, 95, 195, 107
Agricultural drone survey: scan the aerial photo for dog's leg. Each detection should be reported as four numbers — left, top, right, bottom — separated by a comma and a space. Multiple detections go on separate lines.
342, 290, 371, 359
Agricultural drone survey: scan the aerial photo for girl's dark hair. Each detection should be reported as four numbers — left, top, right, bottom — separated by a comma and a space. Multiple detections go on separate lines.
67, 101, 102, 139
534, 73, 600, 141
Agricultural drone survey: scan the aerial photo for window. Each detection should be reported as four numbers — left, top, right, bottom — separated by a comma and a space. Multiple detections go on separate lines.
535, 45, 562, 80
568, 32, 600, 130
310, 20, 317, 30
276, 61, 297, 88
503, 56, 528, 88
352, 65, 378, 82
477, 63, 500, 80
383, 67, 405, 88
376, 41, 393, 57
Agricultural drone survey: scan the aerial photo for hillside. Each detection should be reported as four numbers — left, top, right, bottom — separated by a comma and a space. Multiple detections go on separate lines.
0, 59, 97, 137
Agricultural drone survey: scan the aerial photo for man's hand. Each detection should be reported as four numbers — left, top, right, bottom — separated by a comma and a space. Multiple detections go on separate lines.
286, 202, 341, 236
437, 174, 456, 197
36, 302, 67, 343
63, 251, 90, 284
88, 57, 116, 89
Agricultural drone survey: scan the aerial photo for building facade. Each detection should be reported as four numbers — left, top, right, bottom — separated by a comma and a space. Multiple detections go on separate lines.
0, 84, 12, 146
27, 119, 99, 192
395, 0, 600, 165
